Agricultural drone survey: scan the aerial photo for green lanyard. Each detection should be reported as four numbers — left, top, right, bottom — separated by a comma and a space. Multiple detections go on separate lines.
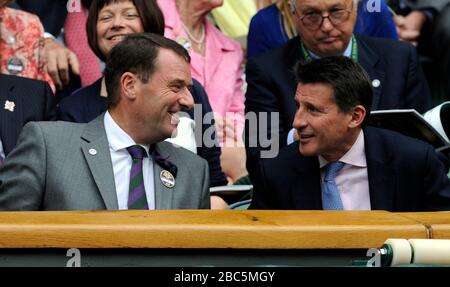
301, 35, 358, 61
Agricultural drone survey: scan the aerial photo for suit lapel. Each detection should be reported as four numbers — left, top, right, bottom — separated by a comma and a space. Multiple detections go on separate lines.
356, 36, 385, 110
153, 143, 175, 209
291, 156, 323, 210
80, 115, 118, 210
0, 78, 23, 155
364, 127, 396, 211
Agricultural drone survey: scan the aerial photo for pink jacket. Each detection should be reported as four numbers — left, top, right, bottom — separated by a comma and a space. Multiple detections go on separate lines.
158, 0, 245, 139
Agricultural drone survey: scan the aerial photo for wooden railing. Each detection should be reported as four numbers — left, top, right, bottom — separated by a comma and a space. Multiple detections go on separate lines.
1, 210, 447, 249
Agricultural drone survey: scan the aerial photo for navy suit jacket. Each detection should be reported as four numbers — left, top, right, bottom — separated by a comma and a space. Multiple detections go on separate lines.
57, 78, 228, 187
245, 35, 432, 181
0, 74, 55, 155
249, 127, 450, 211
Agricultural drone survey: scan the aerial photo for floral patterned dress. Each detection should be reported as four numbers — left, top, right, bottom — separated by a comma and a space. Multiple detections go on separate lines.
0, 7, 54, 92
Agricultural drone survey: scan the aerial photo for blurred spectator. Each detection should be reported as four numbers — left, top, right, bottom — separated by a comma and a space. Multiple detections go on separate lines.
0, 73, 55, 164
0, 0, 54, 90
14, 0, 98, 98
389, 0, 450, 97
248, 0, 398, 59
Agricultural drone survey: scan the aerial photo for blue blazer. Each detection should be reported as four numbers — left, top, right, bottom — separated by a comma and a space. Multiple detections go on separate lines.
249, 127, 450, 211
245, 35, 432, 180
0, 74, 55, 155
57, 78, 228, 187
247, 0, 399, 59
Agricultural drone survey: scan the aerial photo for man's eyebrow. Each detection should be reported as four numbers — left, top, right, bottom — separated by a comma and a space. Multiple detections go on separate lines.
168, 79, 187, 86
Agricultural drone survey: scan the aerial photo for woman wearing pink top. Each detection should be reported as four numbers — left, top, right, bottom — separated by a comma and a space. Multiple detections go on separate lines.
158, 0, 247, 183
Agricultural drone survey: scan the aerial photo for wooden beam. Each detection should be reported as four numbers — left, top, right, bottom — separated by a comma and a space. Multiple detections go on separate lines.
0, 210, 427, 249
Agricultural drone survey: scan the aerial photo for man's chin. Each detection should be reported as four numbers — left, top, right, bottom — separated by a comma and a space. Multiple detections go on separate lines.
316, 43, 345, 57
298, 146, 317, 157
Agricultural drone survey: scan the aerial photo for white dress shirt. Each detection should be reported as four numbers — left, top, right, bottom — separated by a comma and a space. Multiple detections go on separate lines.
318, 130, 371, 210
104, 112, 155, 210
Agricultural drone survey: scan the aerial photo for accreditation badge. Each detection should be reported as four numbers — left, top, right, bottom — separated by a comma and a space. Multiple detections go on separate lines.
160, 170, 175, 188
7, 57, 24, 75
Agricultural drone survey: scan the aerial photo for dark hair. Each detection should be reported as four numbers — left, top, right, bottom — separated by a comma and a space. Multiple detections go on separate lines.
295, 56, 373, 126
104, 32, 190, 109
87, 0, 165, 61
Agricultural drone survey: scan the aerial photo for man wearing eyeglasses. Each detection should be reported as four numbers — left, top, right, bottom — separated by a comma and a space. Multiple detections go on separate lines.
244, 0, 432, 182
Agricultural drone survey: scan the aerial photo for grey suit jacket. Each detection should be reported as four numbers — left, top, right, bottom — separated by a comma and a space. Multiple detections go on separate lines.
0, 115, 210, 210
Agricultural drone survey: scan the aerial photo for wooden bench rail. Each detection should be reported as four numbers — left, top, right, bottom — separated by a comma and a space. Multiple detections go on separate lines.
0, 210, 431, 249
395, 212, 450, 239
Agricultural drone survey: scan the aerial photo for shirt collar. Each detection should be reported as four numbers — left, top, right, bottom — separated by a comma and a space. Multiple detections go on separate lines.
104, 111, 150, 155
319, 130, 366, 168
308, 37, 353, 59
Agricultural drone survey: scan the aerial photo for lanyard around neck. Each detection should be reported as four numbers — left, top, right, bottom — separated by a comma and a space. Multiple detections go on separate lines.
301, 35, 358, 61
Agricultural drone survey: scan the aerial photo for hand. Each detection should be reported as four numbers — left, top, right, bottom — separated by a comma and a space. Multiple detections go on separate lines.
210, 195, 229, 209
44, 38, 80, 90
215, 117, 238, 143
394, 11, 427, 46
220, 143, 248, 184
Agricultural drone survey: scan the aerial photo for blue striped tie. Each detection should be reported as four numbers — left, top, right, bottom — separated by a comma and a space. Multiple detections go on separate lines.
322, 161, 345, 210
126, 145, 148, 209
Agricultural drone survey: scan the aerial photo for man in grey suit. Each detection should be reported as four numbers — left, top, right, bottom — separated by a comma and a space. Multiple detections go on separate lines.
0, 33, 210, 210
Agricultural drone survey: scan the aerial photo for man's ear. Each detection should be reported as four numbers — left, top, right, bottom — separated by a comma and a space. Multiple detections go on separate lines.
348, 105, 366, 128
120, 72, 138, 100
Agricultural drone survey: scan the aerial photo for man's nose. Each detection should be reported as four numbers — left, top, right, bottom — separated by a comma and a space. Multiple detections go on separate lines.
293, 108, 307, 130
179, 88, 195, 111
320, 16, 334, 32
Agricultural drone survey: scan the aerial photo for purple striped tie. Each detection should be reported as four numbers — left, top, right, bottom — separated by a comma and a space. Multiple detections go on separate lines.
126, 145, 148, 209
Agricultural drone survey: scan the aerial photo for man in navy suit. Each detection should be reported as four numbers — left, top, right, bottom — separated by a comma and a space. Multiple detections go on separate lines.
249, 56, 450, 211
244, 0, 432, 181
0, 74, 55, 162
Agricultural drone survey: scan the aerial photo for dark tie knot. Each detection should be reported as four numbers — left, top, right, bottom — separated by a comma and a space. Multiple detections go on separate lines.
126, 145, 148, 160
324, 161, 345, 181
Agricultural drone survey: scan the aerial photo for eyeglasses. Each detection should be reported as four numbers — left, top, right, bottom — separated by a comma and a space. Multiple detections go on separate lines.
296, 2, 354, 30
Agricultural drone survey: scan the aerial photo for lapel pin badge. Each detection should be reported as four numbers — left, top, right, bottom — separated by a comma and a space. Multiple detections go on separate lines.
4, 100, 15, 112
372, 79, 381, 88
88, 148, 97, 156
160, 170, 175, 188
7, 57, 24, 75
